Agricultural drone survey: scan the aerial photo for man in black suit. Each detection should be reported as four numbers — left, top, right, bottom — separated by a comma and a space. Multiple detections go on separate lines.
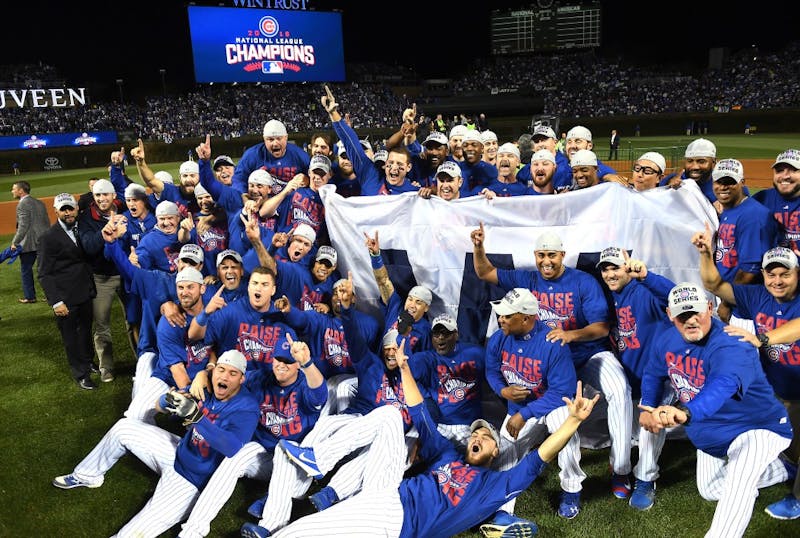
38, 193, 98, 390
609, 129, 621, 160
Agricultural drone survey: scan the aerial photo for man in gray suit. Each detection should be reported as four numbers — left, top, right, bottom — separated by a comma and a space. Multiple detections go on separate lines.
11, 180, 50, 303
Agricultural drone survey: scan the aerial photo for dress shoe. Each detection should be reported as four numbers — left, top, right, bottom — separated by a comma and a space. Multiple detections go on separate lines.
18, 298, 37, 304
77, 377, 97, 390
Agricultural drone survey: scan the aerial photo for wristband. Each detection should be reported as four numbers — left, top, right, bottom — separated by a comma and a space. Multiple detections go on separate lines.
300, 360, 314, 369
195, 310, 210, 327
158, 392, 169, 409
180, 384, 191, 392
370, 252, 384, 270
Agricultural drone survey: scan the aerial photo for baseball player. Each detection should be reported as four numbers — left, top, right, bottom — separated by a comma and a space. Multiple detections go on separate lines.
472, 225, 633, 514
188, 266, 296, 371
241, 339, 598, 538
322, 85, 418, 196
244, 293, 418, 535
640, 282, 793, 537
596, 246, 676, 510
177, 334, 326, 538
53, 350, 259, 538
697, 240, 800, 519
516, 125, 572, 193
406, 131, 450, 188
483, 288, 584, 524
411, 313, 485, 449
275, 277, 381, 415
102, 220, 206, 396
259, 154, 331, 239
195, 134, 278, 257
455, 129, 498, 196
416, 161, 465, 201
131, 138, 200, 216
479, 144, 538, 198
199, 249, 247, 305
365, 230, 432, 353
178, 184, 229, 276
124, 267, 214, 424
561, 125, 623, 183
135, 200, 183, 273
231, 119, 311, 195
244, 215, 339, 313
753, 149, 800, 254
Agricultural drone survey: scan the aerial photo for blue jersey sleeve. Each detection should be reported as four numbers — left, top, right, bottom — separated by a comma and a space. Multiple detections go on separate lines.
484, 332, 508, 397
518, 343, 576, 421
409, 402, 460, 463
194, 399, 259, 458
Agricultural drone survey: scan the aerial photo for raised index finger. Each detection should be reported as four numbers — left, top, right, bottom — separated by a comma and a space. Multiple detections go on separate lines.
214, 284, 226, 297
137, 138, 144, 151
205, 134, 210, 146
325, 84, 334, 99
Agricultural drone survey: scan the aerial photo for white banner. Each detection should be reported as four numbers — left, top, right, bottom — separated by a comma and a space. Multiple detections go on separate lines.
320, 182, 719, 342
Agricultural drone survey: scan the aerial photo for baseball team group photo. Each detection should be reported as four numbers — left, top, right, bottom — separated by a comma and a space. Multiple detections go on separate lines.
2, 2, 800, 537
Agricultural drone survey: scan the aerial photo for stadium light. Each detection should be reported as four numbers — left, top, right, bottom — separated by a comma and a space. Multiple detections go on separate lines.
159, 69, 166, 97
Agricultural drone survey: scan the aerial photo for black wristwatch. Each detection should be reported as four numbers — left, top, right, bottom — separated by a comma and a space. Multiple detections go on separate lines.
675, 403, 692, 425
757, 332, 770, 348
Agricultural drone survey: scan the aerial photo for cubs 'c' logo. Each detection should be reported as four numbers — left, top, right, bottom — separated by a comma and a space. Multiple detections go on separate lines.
259, 16, 279, 37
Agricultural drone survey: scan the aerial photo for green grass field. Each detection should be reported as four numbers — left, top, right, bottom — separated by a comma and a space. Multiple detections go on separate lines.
2, 133, 800, 536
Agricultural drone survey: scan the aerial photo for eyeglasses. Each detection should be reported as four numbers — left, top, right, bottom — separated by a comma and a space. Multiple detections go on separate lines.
632, 164, 660, 175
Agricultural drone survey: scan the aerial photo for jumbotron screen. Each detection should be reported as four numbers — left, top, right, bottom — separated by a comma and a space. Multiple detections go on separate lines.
187, 6, 345, 83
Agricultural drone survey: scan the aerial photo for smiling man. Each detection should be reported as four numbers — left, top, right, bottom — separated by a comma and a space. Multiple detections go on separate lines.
472, 226, 633, 514
640, 282, 793, 538
188, 266, 296, 371
482, 288, 581, 528
52, 349, 259, 538
596, 247, 676, 510
708, 159, 778, 322
754, 149, 800, 253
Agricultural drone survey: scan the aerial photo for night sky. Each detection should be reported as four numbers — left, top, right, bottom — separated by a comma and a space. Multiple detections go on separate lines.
1, 1, 792, 101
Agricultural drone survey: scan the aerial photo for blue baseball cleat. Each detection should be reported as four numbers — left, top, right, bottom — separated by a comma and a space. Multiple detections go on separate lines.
240, 522, 271, 538
279, 439, 323, 479
52, 474, 102, 490
309, 485, 339, 512
247, 494, 267, 519
765, 494, 800, 520
480, 510, 538, 537
629, 480, 656, 511
558, 491, 581, 519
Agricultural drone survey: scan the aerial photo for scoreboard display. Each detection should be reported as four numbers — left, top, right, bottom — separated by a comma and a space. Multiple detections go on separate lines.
491, 2, 601, 54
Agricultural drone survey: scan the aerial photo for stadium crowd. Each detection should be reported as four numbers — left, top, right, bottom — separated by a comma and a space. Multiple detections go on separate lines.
1, 41, 798, 140
24, 70, 800, 538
